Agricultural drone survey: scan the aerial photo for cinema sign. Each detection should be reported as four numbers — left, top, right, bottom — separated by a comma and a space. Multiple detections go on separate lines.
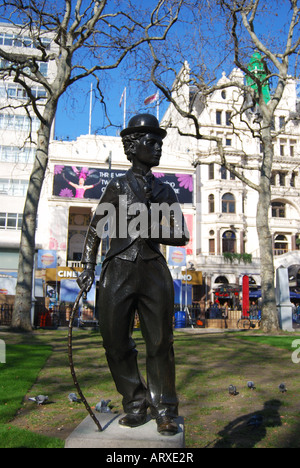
45, 267, 83, 282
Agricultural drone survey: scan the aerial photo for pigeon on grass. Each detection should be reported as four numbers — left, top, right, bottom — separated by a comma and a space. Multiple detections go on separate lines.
228, 385, 238, 396
68, 392, 81, 403
279, 383, 287, 393
28, 395, 48, 405
247, 381, 256, 390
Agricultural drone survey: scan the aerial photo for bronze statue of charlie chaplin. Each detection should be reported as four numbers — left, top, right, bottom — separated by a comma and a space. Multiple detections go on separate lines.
77, 114, 189, 436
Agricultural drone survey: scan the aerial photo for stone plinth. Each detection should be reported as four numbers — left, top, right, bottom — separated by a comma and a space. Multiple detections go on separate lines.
65, 413, 185, 449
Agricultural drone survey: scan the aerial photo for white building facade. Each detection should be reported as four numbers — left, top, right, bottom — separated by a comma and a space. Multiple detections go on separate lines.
0, 23, 57, 279
161, 64, 300, 307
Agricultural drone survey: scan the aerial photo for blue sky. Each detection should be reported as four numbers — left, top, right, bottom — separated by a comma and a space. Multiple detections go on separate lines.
54, 71, 163, 141
52, 1, 296, 142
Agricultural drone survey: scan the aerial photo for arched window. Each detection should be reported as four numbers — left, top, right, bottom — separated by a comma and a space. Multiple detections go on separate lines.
222, 193, 236, 213
208, 194, 215, 213
215, 276, 229, 284
68, 233, 85, 261
274, 234, 288, 256
209, 230, 215, 255
222, 230, 236, 253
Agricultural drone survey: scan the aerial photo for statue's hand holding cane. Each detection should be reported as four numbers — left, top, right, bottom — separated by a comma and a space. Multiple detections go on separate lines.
77, 263, 95, 299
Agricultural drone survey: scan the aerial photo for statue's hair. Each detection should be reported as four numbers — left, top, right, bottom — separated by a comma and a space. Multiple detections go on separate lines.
122, 132, 147, 162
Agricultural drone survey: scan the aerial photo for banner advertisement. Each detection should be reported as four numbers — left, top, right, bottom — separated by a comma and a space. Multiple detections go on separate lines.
37, 250, 57, 269
53, 165, 193, 204
168, 246, 187, 267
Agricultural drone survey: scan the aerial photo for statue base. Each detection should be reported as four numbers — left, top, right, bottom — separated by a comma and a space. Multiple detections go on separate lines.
65, 413, 185, 449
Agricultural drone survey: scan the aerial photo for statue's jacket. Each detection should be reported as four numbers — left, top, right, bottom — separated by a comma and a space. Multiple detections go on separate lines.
81, 168, 190, 267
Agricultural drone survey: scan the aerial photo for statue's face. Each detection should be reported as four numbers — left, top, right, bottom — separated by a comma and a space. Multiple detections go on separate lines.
133, 133, 163, 169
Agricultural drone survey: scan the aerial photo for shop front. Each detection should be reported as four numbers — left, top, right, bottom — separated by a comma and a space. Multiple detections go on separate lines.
44, 267, 96, 327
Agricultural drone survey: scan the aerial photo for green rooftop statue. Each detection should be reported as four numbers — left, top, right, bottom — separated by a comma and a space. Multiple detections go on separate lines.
77, 114, 189, 436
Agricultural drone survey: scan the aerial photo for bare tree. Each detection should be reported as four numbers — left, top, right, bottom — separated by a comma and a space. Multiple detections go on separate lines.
0, 0, 183, 331
147, 0, 300, 332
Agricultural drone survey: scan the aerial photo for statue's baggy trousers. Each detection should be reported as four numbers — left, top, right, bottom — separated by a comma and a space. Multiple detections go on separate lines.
98, 255, 178, 419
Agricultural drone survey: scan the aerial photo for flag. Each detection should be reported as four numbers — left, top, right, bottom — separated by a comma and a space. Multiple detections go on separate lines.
144, 91, 159, 106
119, 88, 126, 107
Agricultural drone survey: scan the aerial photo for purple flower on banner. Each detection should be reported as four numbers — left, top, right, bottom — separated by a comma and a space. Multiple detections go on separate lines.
59, 188, 74, 198
54, 165, 64, 175
175, 174, 193, 192
153, 172, 165, 178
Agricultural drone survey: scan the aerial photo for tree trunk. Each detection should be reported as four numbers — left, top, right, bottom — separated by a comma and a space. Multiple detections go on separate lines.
257, 128, 279, 332
11, 101, 57, 331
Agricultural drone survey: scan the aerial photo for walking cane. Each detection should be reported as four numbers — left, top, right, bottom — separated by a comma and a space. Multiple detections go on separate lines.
67, 287, 102, 432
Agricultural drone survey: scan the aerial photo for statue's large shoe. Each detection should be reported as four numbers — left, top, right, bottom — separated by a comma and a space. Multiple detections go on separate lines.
156, 415, 178, 436
118, 413, 147, 428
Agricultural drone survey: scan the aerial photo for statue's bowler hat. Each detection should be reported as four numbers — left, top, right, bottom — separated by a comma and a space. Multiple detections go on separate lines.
120, 114, 167, 139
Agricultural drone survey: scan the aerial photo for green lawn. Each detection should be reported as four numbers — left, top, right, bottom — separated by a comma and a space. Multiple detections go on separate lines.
1, 328, 300, 448
0, 341, 64, 448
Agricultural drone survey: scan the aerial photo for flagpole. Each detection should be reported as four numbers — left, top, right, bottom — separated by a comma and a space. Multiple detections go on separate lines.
89, 83, 93, 135
156, 90, 159, 121
123, 87, 127, 129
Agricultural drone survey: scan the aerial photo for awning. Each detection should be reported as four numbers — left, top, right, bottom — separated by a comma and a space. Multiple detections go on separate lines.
248, 289, 300, 300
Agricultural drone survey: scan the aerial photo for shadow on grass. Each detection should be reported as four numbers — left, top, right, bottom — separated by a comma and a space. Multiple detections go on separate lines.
211, 399, 282, 448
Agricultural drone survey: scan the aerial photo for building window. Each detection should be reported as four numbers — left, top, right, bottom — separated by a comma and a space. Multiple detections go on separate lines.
226, 111, 232, 126
0, 113, 40, 132
221, 166, 227, 179
222, 231, 236, 253
222, 193, 236, 213
0, 212, 23, 230
291, 172, 296, 187
279, 172, 286, 186
0, 84, 46, 101
271, 202, 286, 218
280, 139, 287, 157
226, 138, 232, 147
0, 179, 28, 196
279, 116, 285, 129
0, 32, 51, 50
208, 194, 215, 213
209, 238, 215, 255
208, 163, 214, 180
271, 172, 276, 186
216, 110, 222, 125
274, 234, 288, 256
290, 140, 296, 157
0, 145, 35, 163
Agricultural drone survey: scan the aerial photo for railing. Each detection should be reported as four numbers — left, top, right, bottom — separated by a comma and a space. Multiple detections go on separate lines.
174, 304, 204, 327
0, 304, 13, 326
67, 261, 82, 268
274, 248, 289, 256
